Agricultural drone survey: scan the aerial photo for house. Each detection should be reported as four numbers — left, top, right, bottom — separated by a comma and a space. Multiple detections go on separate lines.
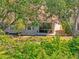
4, 5, 63, 36
4, 15, 63, 36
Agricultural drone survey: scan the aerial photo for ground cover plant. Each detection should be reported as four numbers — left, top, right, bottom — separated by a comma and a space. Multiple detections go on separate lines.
0, 35, 79, 59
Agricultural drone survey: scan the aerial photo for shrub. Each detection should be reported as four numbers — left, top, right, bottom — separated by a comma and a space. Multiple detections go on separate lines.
0, 35, 78, 59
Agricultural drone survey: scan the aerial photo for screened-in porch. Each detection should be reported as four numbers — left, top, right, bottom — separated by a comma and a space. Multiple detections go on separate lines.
39, 22, 54, 33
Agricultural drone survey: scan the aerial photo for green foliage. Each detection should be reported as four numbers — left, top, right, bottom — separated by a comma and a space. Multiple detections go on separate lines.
46, 0, 79, 35
46, 0, 67, 15
68, 37, 79, 55
32, 20, 39, 27
46, 0, 79, 18
13, 18, 25, 32
0, 35, 78, 59
0, 0, 79, 58
61, 20, 72, 35
0, 0, 79, 34
0, 0, 43, 31
0, 29, 5, 35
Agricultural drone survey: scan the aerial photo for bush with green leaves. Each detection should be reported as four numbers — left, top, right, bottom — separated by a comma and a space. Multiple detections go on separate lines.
0, 35, 79, 59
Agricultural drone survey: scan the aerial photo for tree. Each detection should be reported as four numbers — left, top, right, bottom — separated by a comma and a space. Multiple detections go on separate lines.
46, 0, 79, 36
0, 0, 43, 32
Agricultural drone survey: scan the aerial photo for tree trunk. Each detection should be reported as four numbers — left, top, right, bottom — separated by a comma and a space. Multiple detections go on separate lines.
72, 7, 79, 38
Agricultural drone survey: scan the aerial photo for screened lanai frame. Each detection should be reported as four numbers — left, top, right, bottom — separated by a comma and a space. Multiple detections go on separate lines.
39, 21, 54, 33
